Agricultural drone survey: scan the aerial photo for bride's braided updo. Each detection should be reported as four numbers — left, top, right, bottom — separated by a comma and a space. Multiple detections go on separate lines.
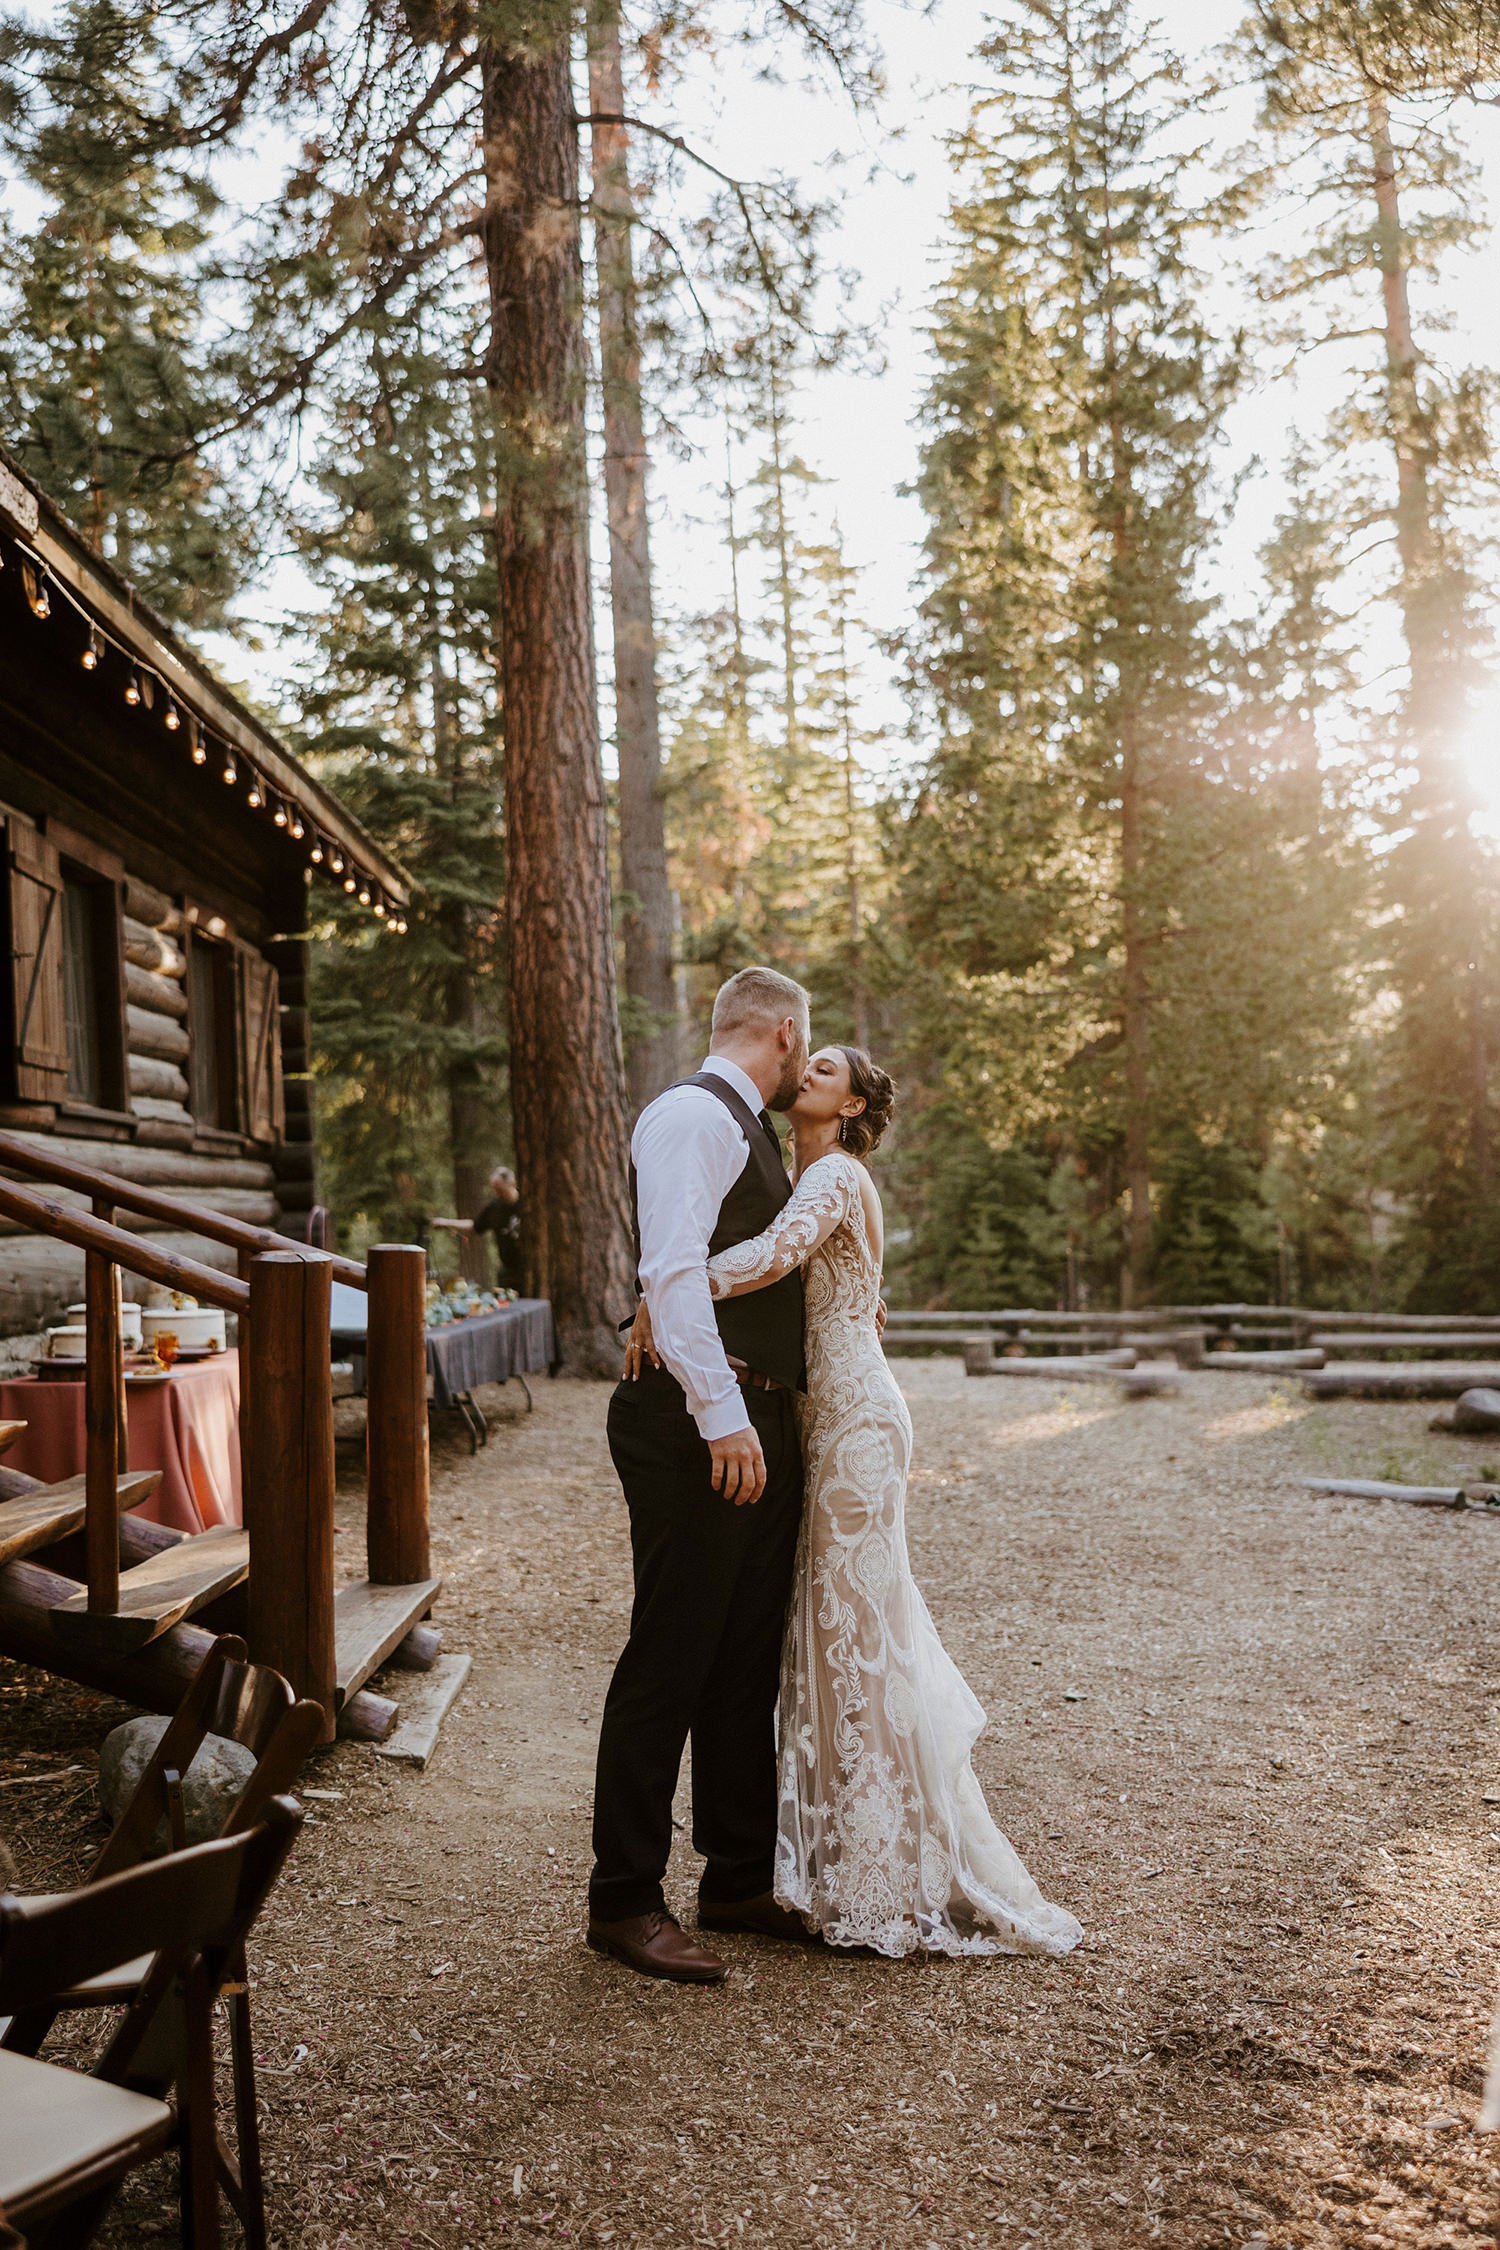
836, 1047, 897, 1159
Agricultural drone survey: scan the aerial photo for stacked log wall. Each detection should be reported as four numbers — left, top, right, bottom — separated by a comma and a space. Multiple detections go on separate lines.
0, 872, 292, 1340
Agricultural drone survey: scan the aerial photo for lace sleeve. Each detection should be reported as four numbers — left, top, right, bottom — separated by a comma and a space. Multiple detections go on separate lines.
706, 1154, 858, 1299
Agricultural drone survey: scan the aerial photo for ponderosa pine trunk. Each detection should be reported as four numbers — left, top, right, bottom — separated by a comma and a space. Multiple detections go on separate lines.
480, 35, 634, 1373
587, 7, 678, 1112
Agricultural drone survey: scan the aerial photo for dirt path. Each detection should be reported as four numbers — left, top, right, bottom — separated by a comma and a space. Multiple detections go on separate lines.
5, 1360, 1500, 2248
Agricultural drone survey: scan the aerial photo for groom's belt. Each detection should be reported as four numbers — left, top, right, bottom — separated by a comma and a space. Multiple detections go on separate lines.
726, 1354, 785, 1394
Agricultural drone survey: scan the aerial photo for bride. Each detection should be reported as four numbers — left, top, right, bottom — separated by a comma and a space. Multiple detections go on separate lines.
628, 1045, 1081, 1960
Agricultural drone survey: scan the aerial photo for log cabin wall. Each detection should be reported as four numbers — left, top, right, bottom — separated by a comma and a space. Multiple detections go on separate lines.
0, 454, 407, 1347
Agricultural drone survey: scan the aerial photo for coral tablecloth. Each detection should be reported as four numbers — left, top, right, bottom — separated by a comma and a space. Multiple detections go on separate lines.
0, 1351, 242, 1533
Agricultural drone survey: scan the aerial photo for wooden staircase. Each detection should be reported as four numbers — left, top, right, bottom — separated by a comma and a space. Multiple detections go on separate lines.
0, 1135, 436, 1740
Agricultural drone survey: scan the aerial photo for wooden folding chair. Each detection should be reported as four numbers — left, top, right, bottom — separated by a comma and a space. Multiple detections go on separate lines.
2, 1638, 323, 2250
0, 1801, 304, 2250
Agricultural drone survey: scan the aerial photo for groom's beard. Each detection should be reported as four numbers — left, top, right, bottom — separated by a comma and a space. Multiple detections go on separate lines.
769, 1039, 809, 1112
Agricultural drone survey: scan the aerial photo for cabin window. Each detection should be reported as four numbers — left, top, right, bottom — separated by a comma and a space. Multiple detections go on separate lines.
57, 868, 125, 1113
62, 878, 104, 1102
188, 938, 240, 1130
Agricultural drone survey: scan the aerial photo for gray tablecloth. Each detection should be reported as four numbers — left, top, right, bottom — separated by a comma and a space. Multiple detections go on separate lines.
424, 1299, 557, 1408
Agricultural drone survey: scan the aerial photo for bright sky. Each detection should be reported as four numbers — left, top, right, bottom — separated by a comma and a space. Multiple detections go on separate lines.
637, 0, 1500, 832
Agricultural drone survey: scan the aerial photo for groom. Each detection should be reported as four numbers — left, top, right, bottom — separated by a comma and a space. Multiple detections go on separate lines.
587, 966, 814, 1983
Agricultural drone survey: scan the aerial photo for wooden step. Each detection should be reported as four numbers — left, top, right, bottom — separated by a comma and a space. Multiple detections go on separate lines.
0, 1419, 27, 1457
0, 1471, 162, 1571
334, 1577, 442, 1707
49, 1523, 249, 1653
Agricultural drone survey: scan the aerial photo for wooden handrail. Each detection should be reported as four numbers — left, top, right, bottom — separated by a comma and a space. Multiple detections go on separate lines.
0, 1131, 368, 1289
0, 1174, 248, 1311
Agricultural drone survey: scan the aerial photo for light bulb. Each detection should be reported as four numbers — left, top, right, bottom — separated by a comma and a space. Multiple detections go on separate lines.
330, 854, 344, 874
273, 804, 288, 828
125, 673, 141, 707
343, 876, 356, 894
358, 888, 371, 906
247, 782, 263, 808
222, 752, 237, 785
189, 717, 205, 764
164, 697, 180, 731
373, 900, 386, 917
290, 816, 304, 839
21, 563, 48, 618
81, 628, 101, 670
309, 842, 324, 864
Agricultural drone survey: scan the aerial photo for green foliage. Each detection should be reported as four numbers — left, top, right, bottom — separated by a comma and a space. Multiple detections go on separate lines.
294, 324, 507, 1252
0, 0, 253, 622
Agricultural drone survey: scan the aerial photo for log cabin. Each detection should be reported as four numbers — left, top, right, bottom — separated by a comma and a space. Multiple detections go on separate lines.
0, 448, 409, 1345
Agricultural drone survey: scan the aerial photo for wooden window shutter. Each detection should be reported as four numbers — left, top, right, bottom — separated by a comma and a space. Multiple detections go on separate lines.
9, 825, 68, 1102
239, 946, 283, 1143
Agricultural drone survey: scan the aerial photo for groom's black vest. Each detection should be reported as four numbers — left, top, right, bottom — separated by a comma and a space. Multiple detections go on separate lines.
630, 1071, 806, 1395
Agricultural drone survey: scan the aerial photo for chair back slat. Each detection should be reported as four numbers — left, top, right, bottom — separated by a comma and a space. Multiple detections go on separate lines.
207, 1657, 295, 1757
0, 1802, 302, 2019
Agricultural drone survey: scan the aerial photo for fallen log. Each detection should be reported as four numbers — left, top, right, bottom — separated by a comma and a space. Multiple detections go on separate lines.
1303, 1476, 1465, 1509
964, 1349, 1139, 1380
1429, 1386, 1500, 1436
1302, 1362, 1500, 1401
1200, 1348, 1325, 1370
1311, 1331, 1500, 1357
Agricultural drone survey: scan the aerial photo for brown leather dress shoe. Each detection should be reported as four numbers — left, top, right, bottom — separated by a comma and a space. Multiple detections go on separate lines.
586, 1910, 727, 1985
697, 1890, 815, 1942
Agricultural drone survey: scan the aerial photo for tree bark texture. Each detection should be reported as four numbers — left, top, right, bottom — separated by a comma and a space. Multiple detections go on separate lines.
587, 7, 678, 1112
481, 36, 635, 1375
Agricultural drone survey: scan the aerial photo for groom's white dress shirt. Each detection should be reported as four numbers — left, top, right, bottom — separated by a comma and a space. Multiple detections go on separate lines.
632, 1054, 769, 1443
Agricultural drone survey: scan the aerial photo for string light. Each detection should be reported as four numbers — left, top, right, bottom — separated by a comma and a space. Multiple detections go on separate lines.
2, 526, 405, 935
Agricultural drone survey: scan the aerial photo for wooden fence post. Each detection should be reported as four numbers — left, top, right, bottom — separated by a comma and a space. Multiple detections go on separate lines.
244, 1252, 337, 1737
365, 1244, 430, 1584
84, 1211, 120, 1614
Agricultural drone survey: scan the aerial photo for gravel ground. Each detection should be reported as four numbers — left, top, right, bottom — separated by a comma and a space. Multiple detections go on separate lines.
4, 1359, 1500, 2249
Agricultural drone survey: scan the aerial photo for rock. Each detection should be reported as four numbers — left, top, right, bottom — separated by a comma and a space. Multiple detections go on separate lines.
1437, 1386, 1500, 1436
0, 1830, 15, 1888
98, 1714, 256, 1851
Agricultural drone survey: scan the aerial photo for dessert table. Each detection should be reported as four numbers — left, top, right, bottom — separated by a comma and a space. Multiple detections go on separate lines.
0, 1353, 242, 1533
328, 1289, 557, 1449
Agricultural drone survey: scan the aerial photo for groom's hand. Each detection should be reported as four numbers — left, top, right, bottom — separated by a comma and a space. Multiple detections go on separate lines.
709, 1426, 766, 1506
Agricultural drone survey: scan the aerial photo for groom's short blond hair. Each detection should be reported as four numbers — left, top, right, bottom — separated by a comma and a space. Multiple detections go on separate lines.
711, 965, 810, 1038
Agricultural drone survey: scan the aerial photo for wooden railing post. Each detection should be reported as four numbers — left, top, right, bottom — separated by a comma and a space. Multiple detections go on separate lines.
85, 1200, 121, 1613
365, 1244, 430, 1584
244, 1252, 337, 1738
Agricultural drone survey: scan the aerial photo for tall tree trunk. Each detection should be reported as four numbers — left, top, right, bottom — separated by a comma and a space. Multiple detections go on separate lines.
481, 35, 634, 1374
1369, 93, 1442, 739
833, 578, 867, 1048
1119, 714, 1152, 1305
587, 7, 678, 1110
429, 651, 493, 1285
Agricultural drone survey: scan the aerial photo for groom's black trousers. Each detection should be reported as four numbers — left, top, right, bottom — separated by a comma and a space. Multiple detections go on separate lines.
590, 1363, 804, 1923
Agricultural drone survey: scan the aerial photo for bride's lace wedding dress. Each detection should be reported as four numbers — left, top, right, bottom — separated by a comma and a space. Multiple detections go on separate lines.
707, 1150, 1082, 1959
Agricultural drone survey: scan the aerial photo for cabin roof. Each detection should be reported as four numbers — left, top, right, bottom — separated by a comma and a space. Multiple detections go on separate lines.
0, 449, 410, 910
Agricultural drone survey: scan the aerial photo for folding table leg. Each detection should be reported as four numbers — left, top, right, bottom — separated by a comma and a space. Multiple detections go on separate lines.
179, 1957, 222, 2250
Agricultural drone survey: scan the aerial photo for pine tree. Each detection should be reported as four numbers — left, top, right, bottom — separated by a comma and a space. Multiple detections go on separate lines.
0, 0, 251, 623
1240, 1, 1500, 1303
292, 321, 507, 1273
901, 0, 1361, 1309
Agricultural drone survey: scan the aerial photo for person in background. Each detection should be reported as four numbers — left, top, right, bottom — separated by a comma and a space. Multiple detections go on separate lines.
431, 1165, 524, 1291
